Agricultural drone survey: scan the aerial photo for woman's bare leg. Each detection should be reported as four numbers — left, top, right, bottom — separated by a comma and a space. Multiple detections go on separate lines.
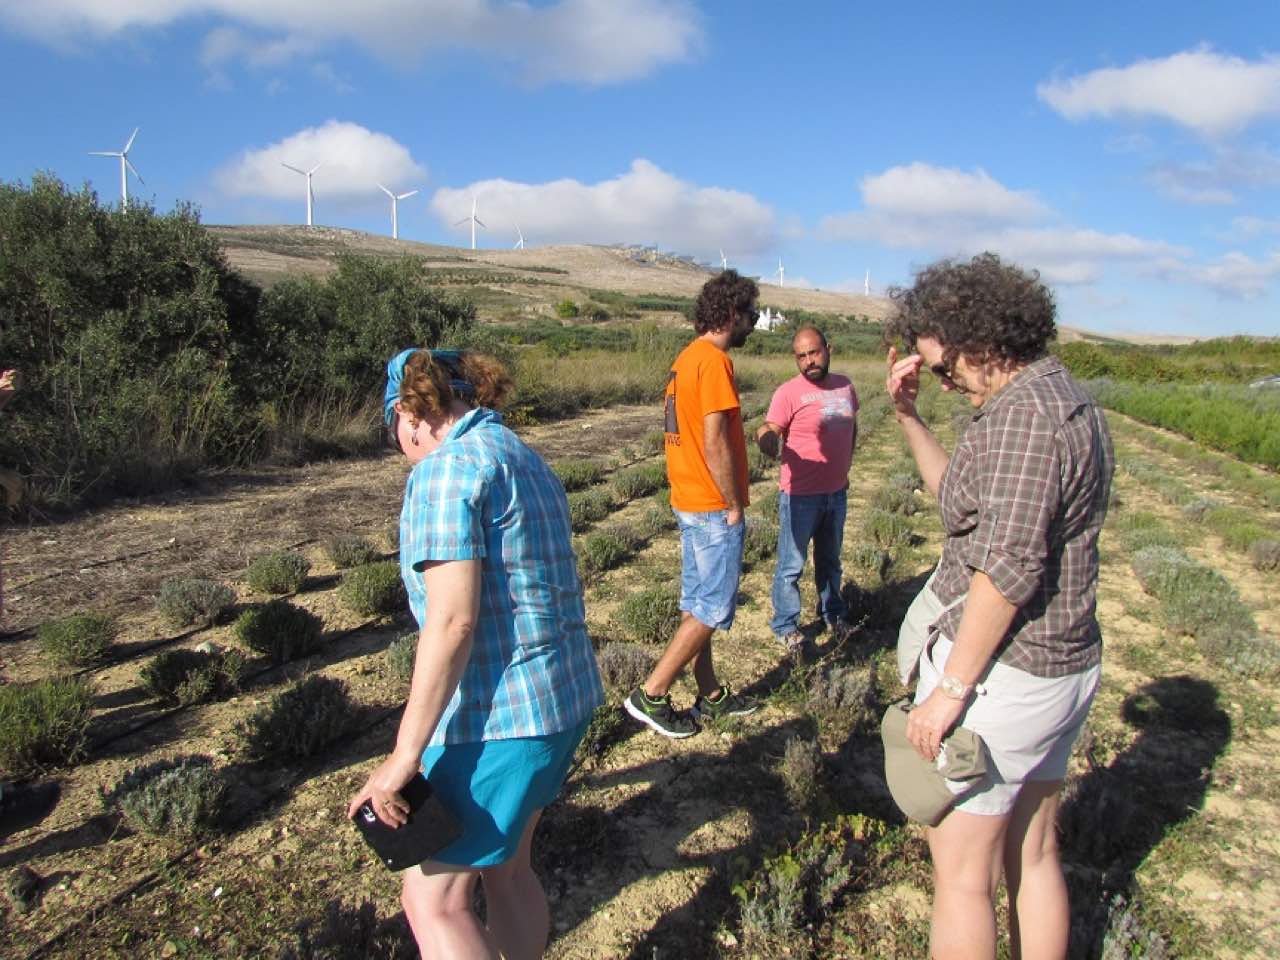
402, 860, 497, 959
480, 810, 549, 960
1003, 780, 1068, 960
927, 808, 1010, 960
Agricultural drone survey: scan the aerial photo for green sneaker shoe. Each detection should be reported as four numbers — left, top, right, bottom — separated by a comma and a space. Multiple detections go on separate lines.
691, 684, 759, 721
624, 688, 698, 739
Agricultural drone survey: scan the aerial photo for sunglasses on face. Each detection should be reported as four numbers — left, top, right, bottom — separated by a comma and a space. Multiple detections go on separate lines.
928, 360, 957, 385
385, 411, 406, 455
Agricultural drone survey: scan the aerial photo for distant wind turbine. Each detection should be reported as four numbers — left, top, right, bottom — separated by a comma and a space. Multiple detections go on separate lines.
513, 224, 525, 250
89, 128, 143, 209
776, 259, 785, 288
281, 161, 323, 227
719, 249, 727, 270
864, 269, 870, 296
378, 183, 419, 240
454, 195, 486, 250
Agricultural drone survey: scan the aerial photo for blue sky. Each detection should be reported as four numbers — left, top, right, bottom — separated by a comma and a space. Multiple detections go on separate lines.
2, 1, 1278, 337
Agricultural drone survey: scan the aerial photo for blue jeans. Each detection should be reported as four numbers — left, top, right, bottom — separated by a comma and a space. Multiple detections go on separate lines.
769, 489, 847, 637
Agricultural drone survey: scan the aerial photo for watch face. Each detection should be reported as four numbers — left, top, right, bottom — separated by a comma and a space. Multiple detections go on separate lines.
941, 676, 966, 698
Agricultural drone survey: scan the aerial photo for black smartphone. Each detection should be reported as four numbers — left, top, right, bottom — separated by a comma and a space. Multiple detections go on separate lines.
352, 773, 464, 871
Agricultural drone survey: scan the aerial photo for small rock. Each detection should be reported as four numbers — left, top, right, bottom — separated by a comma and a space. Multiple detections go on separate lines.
718, 931, 739, 947
161, 940, 179, 957
195, 641, 220, 655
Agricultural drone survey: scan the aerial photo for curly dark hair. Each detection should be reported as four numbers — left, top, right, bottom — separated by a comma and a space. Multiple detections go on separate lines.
692, 269, 758, 335
885, 253, 1056, 367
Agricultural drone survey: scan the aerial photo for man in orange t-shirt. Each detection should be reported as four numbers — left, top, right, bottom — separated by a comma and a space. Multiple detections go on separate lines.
624, 271, 761, 738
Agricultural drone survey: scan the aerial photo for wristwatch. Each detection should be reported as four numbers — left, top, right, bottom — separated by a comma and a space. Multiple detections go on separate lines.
939, 675, 973, 701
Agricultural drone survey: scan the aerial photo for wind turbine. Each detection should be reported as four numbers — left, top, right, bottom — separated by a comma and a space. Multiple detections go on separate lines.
89, 128, 143, 209
378, 183, 419, 240
864, 269, 870, 296
454, 195, 486, 250
281, 161, 323, 227
513, 224, 525, 250
719, 249, 727, 270
776, 258, 785, 288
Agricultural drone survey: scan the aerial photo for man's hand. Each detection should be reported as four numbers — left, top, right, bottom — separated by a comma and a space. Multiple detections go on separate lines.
726, 505, 743, 527
755, 423, 782, 459
0, 369, 21, 411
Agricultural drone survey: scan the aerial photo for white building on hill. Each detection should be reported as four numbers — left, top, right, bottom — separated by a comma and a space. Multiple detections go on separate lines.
757, 307, 786, 331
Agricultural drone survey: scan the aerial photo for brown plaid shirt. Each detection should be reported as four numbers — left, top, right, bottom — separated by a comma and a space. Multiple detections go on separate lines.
931, 355, 1114, 678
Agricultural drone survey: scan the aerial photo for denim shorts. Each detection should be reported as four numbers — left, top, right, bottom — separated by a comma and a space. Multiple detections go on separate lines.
675, 509, 746, 631
419, 718, 589, 867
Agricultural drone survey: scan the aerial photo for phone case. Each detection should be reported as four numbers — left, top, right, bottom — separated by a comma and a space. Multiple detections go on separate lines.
353, 773, 464, 871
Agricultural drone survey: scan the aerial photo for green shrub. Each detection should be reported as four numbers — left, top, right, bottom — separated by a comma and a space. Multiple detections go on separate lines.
245, 550, 311, 594
862, 509, 914, 551
746, 445, 772, 483
235, 600, 325, 665
156, 578, 236, 628
236, 675, 352, 762
339, 562, 406, 616
615, 585, 681, 644
324, 535, 379, 569
574, 704, 626, 764
578, 527, 642, 579
611, 462, 667, 501
850, 543, 891, 581
101, 756, 226, 839
596, 642, 656, 692
386, 631, 418, 682
809, 663, 878, 731
1180, 497, 1219, 522
0, 677, 94, 777
641, 430, 666, 456
1251, 539, 1280, 572
568, 487, 614, 532
1213, 518, 1268, 553
734, 827, 852, 949
870, 486, 919, 516
742, 515, 779, 569
778, 735, 822, 810
141, 647, 244, 705
554, 298, 579, 318
1112, 512, 1180, 553
885, 471, 919, 494
551, 460, 605, 492
754, 489, 780, 521
1130, 546, 1276, 677
633, 504, 674, 538
36, 612, 117, 666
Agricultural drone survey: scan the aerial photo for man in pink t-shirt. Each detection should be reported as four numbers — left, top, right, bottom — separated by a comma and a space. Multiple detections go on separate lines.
756, 328, 858, 650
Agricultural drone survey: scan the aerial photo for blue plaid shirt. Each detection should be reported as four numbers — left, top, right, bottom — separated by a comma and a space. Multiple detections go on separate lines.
399, 407, 603, 745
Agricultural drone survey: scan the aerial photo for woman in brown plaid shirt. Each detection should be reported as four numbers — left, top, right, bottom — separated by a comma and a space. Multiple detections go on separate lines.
886, 254, 1113, 960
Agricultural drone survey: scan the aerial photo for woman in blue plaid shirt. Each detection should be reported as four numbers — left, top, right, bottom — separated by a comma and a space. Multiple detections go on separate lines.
348, 348, 603, 959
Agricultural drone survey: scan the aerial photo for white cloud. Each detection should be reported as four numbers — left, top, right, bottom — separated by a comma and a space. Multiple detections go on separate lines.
214, 121, 426, 209
1037, 47, 1280, 138
818, 162, 1187, 287
1148, 147, 1280, 206
1, 0, 702, 86
1183, 250, 1280, 299
1219, 216, 1280, 243
428, 160, 775, 257
859, 163, 1047, 223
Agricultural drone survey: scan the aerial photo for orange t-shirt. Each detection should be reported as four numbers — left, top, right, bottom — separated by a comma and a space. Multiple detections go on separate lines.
663, 338, 749, 512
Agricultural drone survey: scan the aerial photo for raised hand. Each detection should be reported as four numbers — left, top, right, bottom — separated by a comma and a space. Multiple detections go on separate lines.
886, 347, 924, 420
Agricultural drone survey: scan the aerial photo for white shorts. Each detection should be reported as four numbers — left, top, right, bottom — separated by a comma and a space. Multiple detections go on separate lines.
916, 635, 1101, 817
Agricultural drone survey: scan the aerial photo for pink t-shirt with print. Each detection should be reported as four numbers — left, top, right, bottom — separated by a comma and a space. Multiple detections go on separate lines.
766, 373, 858, 495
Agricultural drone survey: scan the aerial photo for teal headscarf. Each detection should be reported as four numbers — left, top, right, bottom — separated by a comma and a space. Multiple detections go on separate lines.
383, 349, 475, 424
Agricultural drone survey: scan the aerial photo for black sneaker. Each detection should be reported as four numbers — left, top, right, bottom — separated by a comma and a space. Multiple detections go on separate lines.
691, 684, 759, 721
624, 688, 698, 739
